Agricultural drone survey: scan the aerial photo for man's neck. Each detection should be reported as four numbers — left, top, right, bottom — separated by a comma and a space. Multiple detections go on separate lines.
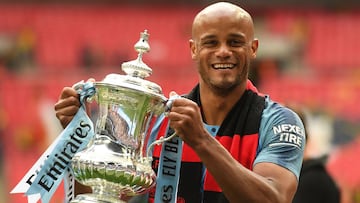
199, 83, 246, 125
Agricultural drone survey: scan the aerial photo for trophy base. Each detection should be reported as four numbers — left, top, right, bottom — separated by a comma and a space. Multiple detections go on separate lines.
71, 194, 126, 203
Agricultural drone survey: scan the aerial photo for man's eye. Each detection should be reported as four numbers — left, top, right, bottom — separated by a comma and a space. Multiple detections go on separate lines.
203, 40, 217, 46
229, 40, 244, 47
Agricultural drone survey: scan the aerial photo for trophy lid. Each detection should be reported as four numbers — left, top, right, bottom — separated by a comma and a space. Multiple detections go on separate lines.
96, 30, 166, 101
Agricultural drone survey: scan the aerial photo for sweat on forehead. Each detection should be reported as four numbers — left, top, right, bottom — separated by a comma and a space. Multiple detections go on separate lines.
191, 2, 253, 37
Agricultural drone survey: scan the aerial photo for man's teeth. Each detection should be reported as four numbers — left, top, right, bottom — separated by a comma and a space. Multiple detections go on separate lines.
213, 64, 234, 69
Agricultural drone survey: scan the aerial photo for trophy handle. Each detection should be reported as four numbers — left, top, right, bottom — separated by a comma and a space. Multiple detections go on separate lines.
72, 80, 96, 103
146, 95, 180, 157
146, 131, 177, 157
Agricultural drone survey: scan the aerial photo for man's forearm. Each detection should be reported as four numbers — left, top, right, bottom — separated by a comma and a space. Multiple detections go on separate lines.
193, 135, 280, 203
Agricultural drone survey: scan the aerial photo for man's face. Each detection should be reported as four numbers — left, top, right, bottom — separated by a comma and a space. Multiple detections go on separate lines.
190, 12, 257, 93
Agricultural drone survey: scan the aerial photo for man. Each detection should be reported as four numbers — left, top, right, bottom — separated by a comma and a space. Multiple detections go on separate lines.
55, 2, 305, 202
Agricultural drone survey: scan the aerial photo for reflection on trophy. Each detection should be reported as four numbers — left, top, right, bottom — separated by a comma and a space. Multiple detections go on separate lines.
70, 30, 167, 203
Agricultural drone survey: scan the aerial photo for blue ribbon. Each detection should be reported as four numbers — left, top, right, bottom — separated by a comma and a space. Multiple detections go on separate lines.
25, 82, 96, 203
154, 126, 183, 203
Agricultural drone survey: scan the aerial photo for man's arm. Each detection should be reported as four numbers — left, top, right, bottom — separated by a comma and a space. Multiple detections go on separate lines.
193, 133, 297, 203
167, 96, 301, 203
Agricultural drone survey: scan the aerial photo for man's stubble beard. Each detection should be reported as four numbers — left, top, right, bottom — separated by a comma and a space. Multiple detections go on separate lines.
199, 62, 250, 97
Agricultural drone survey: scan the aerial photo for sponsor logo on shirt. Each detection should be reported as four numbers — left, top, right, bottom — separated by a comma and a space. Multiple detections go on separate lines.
270, 124, 305, 148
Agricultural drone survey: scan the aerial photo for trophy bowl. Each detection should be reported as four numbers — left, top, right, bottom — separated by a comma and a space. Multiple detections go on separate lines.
70, 30, 167, 203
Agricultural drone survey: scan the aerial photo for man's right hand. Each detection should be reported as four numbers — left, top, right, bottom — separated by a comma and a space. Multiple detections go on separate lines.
54, 87, 81, 128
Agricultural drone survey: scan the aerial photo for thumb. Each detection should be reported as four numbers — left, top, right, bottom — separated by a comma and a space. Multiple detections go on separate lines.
169, 91, 178, 98
87, 78, 96, 82
165, 91, 179, 115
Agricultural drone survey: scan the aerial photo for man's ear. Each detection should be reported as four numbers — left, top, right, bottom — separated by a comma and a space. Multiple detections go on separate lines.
251, 39, 259, 59
189, 39, 197, 60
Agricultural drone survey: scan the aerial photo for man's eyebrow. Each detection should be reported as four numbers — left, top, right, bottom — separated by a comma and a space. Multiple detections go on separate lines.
228, 33, 246, 39
200, 34, 217, 41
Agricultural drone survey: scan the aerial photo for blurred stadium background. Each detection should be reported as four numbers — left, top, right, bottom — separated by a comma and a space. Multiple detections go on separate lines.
0, 0, 360, 202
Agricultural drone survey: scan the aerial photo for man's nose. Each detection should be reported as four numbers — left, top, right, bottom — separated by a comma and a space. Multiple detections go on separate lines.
215, 44, 232, 58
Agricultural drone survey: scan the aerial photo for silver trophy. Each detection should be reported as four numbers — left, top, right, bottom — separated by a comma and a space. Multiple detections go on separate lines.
70, 30, 172, 203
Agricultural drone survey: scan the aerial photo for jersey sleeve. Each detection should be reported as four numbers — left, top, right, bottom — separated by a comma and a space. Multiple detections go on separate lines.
253, 96, 306, 180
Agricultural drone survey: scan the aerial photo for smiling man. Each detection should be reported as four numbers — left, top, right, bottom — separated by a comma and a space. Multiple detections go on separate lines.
55, 2, 305, 203
190, 3, 256, 96
149, 2, 306, 202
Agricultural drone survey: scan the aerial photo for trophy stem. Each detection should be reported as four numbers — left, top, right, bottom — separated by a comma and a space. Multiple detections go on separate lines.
71, 185, 126, 203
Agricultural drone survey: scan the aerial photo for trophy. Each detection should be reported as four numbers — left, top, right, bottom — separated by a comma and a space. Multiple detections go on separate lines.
70, 30, 172, 203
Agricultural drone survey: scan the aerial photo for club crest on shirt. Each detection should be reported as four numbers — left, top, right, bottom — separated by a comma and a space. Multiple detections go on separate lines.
270, 124, 305, 148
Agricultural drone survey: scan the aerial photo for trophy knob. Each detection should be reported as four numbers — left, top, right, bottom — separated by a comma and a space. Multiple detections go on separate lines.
121, 30, 152, 79
134, 30, 150, 54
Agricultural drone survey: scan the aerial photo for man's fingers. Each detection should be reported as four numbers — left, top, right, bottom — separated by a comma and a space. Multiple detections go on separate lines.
55, 96, 80, 111
55, 103, 80, 129
55, 105, 80, 117
56, 115, 75, 129
59, 87, 79, 99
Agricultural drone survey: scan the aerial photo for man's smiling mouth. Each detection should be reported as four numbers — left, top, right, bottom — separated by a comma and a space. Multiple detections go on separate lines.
212, 63, 235, 69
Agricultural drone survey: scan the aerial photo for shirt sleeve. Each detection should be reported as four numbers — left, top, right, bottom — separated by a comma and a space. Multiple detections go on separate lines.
253, 96, 306, 180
